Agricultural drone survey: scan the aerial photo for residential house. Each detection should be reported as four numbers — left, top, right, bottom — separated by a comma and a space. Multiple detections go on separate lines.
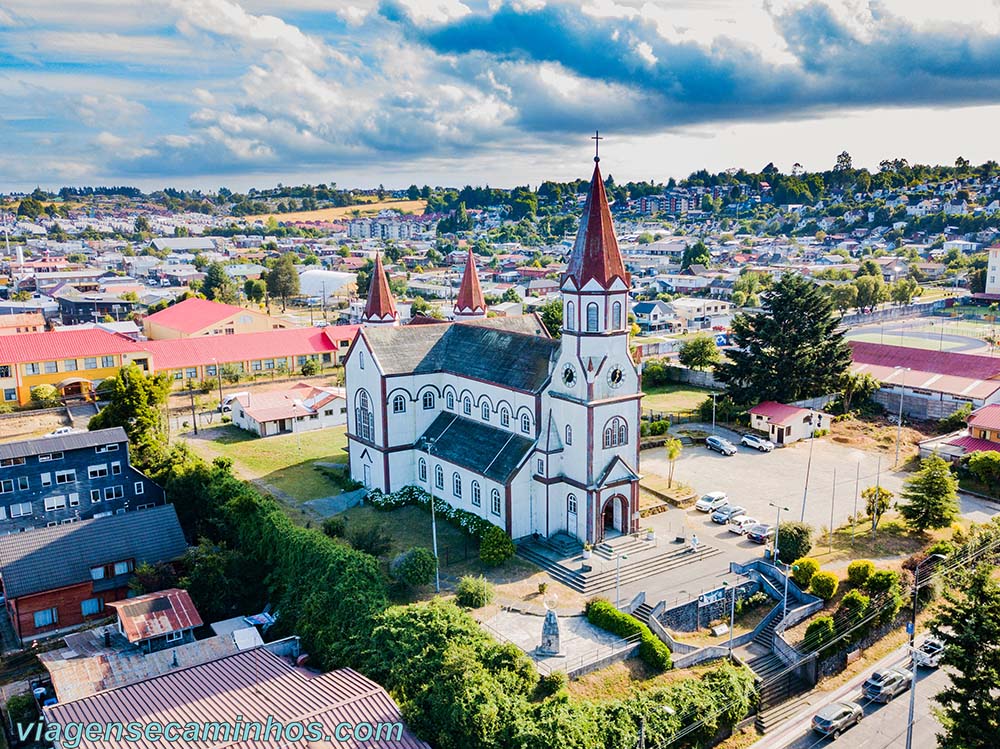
230, 382, 347, 437
632, 300, 673, 332
56, 290, 138, 325
0, 313, 46, 335
943, 238, 980, 254
142, 297, 287, 340
748, 402, 829, 445
525, 278, 559, 297
0, 505, 187, 643
108, 588, 201, 654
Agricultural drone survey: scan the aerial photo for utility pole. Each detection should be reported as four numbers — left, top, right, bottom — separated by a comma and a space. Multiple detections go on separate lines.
188, 384, 198, 435
852, 461, 860, 545
829, 468, 836, 553
800, 424, 815, 521
894, 366, 910, 467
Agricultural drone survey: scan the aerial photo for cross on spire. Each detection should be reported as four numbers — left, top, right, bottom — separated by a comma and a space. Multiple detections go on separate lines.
592, 130, 603, 163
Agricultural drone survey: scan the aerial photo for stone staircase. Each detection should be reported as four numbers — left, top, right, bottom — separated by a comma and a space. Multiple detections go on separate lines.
752, 613, 780, 650
747, 652, 811, 733
592, 535, 649, 561
632, 602, 654, 626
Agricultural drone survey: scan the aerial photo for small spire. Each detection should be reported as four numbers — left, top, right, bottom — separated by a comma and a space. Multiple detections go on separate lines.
362, 253, 399, 326
453, 249, 487, 318
592, 130, 603, 163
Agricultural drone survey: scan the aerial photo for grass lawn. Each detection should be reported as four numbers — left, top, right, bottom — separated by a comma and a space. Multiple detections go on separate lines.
566, 658, 723, 701
182, 424, 348, 502
642, 384, 711, 414
812, 513, 946, 564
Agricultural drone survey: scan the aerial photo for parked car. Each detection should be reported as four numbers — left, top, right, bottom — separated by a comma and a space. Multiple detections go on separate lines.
746, 524, 775, 544
729, 516, 759, 534
862, 668, 912, 703
695, 491, 729, 512
705, 435, 737, 456
712, 505, 747, 524
44, 427, 79, 437
913, 638, 944, 668
811, 701, 863, 738
220, 392, 250, 413
740, 433, 775, 452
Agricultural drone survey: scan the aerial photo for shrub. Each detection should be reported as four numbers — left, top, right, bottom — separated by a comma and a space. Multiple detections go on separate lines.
809, 571, 839, 601
791, 557, 820, 588
839, 589, 870, 626
455, 575, 494, 608
29, 384, 60, 409
479, 525, 516, 566
777, 521, 813, 564
390, 547, 437, 587
926, 539, 955, 558
534, 671, 568, 699
866, 569, 900, 595
321, 516, 346, 539
803, 615, 836, 654
585, 598, 672, 671
301, 359, 320, 376
347, 522, 393, 557
847, 559, 875, 587
648, 419, 671, 436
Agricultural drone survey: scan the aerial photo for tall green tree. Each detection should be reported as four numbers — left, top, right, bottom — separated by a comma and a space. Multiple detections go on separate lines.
854, 275, 887, 311
266, 253, 300, 311
862, 485, 893, 538
931, 563, 1000, 749
88, 364, 171, 464
201, 262, 238, 304
898, 454, 959, 532
829, 283, 858, 314
243, 278, 266, 304
681, 240, 710, 270
537, 298, 563, 339
677, 334, 720, 371
715, 273, 852, 404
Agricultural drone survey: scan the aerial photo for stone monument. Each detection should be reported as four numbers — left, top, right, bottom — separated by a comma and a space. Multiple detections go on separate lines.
538, 604, 561, 656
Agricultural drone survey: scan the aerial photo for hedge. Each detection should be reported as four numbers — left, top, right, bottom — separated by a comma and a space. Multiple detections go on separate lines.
847, 559, 874, 587
585, 599, 672, 671
809, 571, 839, 601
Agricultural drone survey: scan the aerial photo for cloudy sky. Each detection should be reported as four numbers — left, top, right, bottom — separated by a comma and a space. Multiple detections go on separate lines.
4, 0, 1000, 192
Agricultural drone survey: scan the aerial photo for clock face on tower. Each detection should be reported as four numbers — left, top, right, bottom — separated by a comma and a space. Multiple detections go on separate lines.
562, 365, 576, 386
608, 365, 624, 388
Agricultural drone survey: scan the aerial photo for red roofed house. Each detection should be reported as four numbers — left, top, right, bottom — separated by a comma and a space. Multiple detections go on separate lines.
142, 297, 288, 340
930, 403, 1000, 460
109, 588, 202, 654
230, 382, 347, 437
749, 401, 829, 445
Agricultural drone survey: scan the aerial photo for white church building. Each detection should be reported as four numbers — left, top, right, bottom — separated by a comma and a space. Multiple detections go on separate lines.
344, 155, 641, 545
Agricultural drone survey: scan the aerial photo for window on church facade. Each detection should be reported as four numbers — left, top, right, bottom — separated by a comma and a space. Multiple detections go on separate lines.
359, 351, 365, 369
481, 402, 490, 420
471, 481, 481, 506
491, 488, 501, 516
603, 416, 628, 449
446, 392, 454, 410
566, 301, 575, 331
434, 464, 444, 490
356, 390, 374, 441
612, 301, 622, 329
568, 494, 577, 514
565, 425, 572, 445
393, 394, 406, 413
453, 473, 462, 497
521, 414, 531, 434
463, 397, 472, 415
423, 392, 435, 409
500, 408, 510, 427
586, 303, 599, 332
418, 458, 427, 482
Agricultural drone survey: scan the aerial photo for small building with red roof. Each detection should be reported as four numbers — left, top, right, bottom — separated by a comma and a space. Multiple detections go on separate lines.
230, 381, 347, 437
109, 588, 202, 654
748, 401, 829, 445
143, 297, 288, 340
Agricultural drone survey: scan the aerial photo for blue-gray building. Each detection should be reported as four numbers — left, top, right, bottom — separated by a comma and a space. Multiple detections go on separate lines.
0, 427, 164, 532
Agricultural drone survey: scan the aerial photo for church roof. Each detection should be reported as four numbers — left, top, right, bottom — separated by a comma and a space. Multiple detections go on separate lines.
362, 254, 398, 322
420, 413, 535, 484
362, 316, 557, 393
564, 161, 629, 289
454, 249, 487, 315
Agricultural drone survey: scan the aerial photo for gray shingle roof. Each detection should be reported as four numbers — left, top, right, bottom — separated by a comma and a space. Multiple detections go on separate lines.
363, 316, 557, 393
0, 505, 187, 599
421, 413, 535, 484
0, 427, 128, 462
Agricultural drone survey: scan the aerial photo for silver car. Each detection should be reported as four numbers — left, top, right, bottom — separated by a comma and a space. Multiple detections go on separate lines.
741, 433, 775, 452
695, 492, 729, 512
863, 668, 912, 702
811, 702, 862, 737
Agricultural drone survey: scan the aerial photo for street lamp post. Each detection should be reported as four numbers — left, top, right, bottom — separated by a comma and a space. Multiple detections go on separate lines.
711, 393, 718, 435
423, 437, 442, 593
615, 553, 629, 609
723, 580, 736, 657
768, 502, 789, 563
905, 553, 944, 749
780, 562, 799, 632
894, 366, 910, 467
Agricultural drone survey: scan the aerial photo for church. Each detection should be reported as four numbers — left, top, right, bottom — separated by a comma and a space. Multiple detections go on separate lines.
344, 153, 641, 545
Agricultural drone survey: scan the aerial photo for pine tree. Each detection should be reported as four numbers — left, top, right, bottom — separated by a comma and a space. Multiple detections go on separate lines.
931, 564, 1000, 749
201, 263, 238, 304
266, 253, 300, 311
88, 364, 171, 464
715, 273, 852, 404
898, 454, 959, 532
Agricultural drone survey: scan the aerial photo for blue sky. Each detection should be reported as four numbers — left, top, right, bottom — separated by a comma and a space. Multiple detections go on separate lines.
4, 0, 1000, 191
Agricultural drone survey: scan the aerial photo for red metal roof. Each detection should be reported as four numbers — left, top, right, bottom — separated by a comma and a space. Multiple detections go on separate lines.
748, 400, 810, 426
143, 297, 260, 334
108, 588, 202, 643
0, 328, 147, 365
564, 161, 629, 289
144, 326, 357, 369
849, 341, 1000, 380
969, 404, 1000, 430
946, 435, 1000, 454
363, 254, 398, 322
454, 249, 486, 315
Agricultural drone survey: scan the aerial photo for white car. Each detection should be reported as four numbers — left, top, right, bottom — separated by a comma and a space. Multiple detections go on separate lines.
729, 516, 759, 534
44, 427, 78, 438
695, 491, 729, 512
740, 434, 775, 452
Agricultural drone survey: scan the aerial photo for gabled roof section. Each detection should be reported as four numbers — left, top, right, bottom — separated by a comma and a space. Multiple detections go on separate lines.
454, 249, 487, 315
564, 160, 629, 290
109, 588, 203, 643
142, 297, 253, 334
968, 403, 1000, 430
596, 455, 640, 488
363, 254, 398, 323
420, 413, 534, 484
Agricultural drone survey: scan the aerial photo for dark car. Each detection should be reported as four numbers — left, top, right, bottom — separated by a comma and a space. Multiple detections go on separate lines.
745, 523, 775, 544
863, 668, 912, 703
705, 435, 737, 456
711, 505, 747, 524
811, 701, 863, 738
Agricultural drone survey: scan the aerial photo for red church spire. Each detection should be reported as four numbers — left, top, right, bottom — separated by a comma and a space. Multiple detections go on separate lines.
563, 155, 629, 290
362, 253, 399, 325
453, 249, 487, 318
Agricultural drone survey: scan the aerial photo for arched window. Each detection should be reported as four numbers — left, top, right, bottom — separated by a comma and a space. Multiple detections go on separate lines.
490, 488, 501, 516
418, 458, 427, 482
586, 302, 599, 332
446, 392, 455, 410
500, 408, 510, 427
453, 472, 462, 498
566, 301, 576, 331
521, 413, 531, 434
471, 481, 481, 507
463, 397, 472, 415
565, 425, 572, 445
355, 390, 374, 441
603, 416, 628, 449
422, 392, 435, 410
359, 351, 365, 369
481, 402, 490, 420
567, 494, 578, 514
392, 394, 406, 414
612, 301, 622, 330
434, 464, 444, 490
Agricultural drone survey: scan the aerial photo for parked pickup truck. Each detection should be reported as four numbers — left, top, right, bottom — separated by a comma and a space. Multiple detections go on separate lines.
913, 638, 944, 668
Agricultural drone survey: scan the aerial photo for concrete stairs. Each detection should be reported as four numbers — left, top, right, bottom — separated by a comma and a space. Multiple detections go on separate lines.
752, 613, 780, 650
632, 602, 654, 625
592, 535, 649, 561
747, 652, 811, 733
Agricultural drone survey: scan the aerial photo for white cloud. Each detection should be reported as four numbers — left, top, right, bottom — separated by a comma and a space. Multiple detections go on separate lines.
393, 0, 472, 24
74, 93, 146, 128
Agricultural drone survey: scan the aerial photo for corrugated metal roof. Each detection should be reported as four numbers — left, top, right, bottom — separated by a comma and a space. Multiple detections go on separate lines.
0, 329, 146, 365
0, 505, 187, 599
44, 648, 429, 749
0, 427, 128, 461
946, 435, 1000, 454
969, 404, 1000, 430
849, 341, 1000, 380
748, 401, 810, 426
109, 588, 203, 642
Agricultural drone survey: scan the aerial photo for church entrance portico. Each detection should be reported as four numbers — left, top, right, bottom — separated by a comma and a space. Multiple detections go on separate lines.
599, 494, 628, 542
